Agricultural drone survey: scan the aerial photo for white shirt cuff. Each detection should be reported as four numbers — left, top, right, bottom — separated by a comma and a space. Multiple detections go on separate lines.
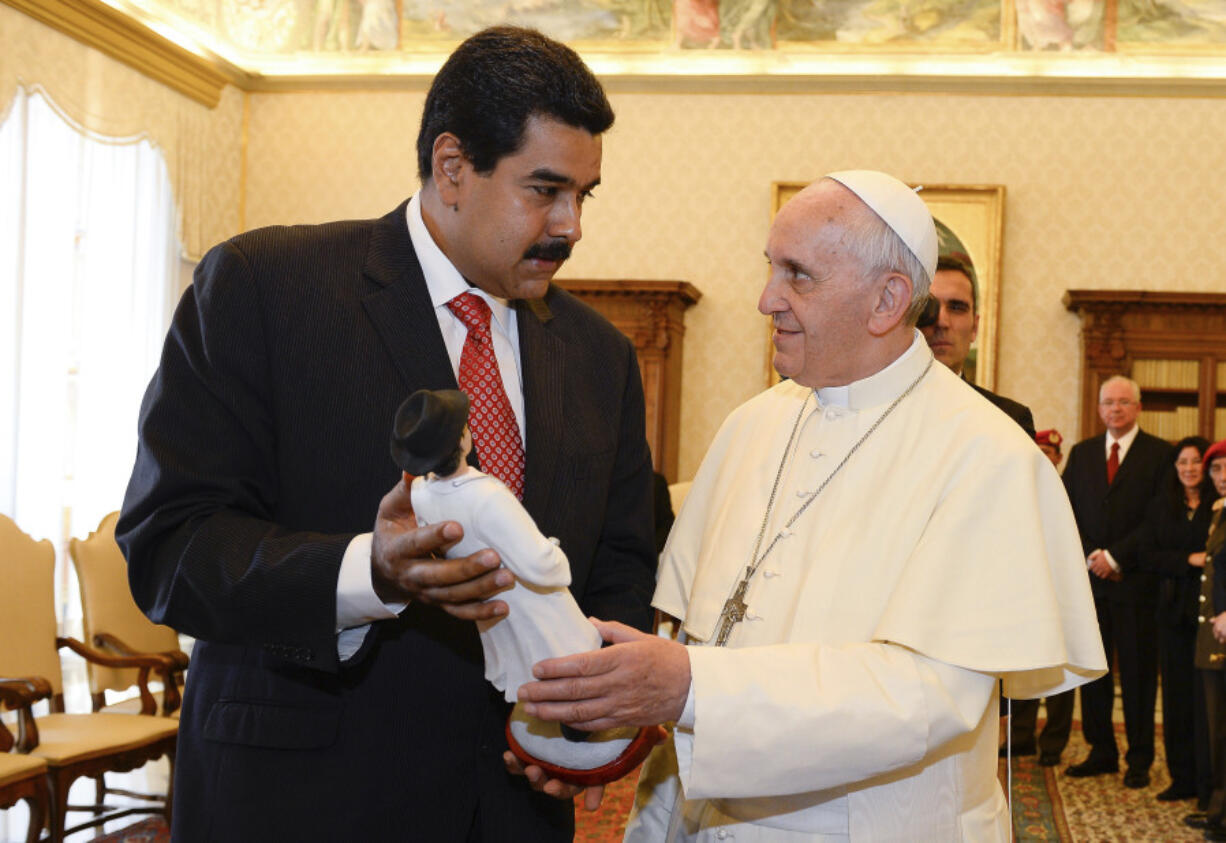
336, 532, 406, 630
1102, 549, 1120, 572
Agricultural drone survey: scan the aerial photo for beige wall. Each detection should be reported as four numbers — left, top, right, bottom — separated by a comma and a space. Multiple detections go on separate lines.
245, 87, 1226, 480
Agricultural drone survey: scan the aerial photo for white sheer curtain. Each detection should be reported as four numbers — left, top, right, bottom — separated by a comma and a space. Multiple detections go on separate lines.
0, 84, 180, 639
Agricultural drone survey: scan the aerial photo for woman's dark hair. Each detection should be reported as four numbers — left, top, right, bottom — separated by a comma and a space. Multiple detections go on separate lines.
1164, 435, 1212, 514
430, 444, 467, 479
416, 26, 615, 182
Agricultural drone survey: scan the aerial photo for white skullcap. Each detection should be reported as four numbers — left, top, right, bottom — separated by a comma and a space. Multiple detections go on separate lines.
825, 170, 938, 283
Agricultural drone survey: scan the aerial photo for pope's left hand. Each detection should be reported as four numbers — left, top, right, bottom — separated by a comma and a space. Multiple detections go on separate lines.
517, 619, 690, 731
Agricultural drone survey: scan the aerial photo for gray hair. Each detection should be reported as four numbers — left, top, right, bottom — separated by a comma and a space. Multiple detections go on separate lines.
837, 196, 932, 325
1099, 375, 1142, 403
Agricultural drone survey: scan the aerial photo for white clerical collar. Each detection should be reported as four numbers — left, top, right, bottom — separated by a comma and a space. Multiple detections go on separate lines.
406, 193, 515, 337
814, 330, 932, 411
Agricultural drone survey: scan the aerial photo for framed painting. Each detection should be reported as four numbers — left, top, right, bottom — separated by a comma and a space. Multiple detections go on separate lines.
766, 182, 1005, 389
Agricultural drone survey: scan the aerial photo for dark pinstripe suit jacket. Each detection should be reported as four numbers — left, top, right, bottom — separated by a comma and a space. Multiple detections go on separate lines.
117, 202, 656, 841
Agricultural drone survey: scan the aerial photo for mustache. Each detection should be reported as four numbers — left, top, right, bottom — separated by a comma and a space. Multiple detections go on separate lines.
524, 240, 572, 262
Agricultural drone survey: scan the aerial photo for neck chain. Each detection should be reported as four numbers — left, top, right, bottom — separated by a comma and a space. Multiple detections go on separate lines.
713, 358, 933, 647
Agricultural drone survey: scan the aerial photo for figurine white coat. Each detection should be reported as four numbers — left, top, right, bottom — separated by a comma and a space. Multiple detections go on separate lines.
411, 467, 602, 701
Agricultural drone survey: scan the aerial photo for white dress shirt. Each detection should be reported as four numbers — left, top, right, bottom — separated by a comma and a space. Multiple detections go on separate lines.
1095, 422, 1141, 573
334, 193, 527, 659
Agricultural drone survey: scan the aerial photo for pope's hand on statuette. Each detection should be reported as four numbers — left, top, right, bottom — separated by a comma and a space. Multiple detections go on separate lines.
516, 619, 691, 730
370, 479, 515, 620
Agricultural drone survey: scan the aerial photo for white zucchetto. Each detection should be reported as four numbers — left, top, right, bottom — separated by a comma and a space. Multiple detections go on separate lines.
825, 170, 938, 283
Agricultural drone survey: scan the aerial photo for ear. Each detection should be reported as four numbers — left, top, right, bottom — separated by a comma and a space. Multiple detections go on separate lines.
431, 132, 468, 207
866, 272, 913, 337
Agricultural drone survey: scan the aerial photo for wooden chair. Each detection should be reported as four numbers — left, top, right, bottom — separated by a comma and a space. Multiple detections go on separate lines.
70, 511, 188, 814
0, 514, 178, 843
70, 512, 187, 718
0, 680, 49, 843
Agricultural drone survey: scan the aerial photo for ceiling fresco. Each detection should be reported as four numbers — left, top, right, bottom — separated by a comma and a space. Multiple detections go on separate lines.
93, 0, 1226, 75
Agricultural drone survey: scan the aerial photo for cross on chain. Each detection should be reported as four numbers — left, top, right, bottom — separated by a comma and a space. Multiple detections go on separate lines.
714, 572, 751, 646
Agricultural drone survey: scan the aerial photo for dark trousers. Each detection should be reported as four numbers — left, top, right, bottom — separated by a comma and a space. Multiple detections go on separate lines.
1204, 668, 1226, 822
1158, 620, 1201, 792
1080, 597, 1159, 772
1009, 690, 1075, 756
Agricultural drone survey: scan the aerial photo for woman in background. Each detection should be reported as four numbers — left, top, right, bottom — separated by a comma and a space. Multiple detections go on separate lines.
1138, 436, 1214, 804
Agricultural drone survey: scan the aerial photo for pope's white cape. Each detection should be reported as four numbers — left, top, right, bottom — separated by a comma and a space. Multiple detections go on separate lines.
632, 333, 1106, 840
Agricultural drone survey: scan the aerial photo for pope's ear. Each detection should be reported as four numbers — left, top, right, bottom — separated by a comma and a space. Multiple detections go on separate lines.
867, 272, 913, 336
431, 133, 468, 206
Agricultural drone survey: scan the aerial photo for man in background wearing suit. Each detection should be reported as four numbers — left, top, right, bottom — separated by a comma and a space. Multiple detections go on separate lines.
918, 231, 1035, 439
1064, 375, 1173, 788
117, 26, 657, 842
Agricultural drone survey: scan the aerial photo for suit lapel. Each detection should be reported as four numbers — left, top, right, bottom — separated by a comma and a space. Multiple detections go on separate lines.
1109, 431, 1152, 493
517, 295, 565, 519
360, 204, 458, 397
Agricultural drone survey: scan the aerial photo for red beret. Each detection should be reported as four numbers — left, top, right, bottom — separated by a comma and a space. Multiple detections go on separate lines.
1036, 429, 1063, 450
1205, 439, 1226, 470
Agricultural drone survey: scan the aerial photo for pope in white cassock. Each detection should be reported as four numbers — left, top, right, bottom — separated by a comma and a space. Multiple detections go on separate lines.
516, 170, 1107, 841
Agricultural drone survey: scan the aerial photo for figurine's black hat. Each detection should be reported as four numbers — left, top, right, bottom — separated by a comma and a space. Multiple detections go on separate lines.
390, 389, 470, 475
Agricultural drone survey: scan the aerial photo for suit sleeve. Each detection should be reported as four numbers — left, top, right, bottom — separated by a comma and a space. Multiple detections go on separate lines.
577, 338, 657, 632
1110, 440, 1172, 571
117, 241, 350, 673
1062, 445, 1092, 556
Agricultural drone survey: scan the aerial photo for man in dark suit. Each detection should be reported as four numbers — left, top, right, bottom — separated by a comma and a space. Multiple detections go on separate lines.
1063, 375, 1173, 788
117, 27, 657, 842
918, 248, 1035, 439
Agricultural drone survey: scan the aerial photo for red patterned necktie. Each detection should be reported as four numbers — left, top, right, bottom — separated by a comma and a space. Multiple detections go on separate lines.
446, 291, 525, 499
1107, 441, 1120, 485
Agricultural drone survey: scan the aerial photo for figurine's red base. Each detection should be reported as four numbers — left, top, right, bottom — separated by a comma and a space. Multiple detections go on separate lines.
505, 720, 667, 787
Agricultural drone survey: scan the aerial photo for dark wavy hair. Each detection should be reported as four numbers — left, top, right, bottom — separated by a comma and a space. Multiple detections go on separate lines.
1164, 435, 1214, 515
416, 26, 615, 182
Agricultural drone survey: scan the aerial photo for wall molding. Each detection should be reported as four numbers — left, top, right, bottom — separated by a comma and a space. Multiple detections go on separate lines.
2, 0, 248, 107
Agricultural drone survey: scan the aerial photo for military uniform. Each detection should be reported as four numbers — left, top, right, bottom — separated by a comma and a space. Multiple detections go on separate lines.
1196, 501, 1226, 826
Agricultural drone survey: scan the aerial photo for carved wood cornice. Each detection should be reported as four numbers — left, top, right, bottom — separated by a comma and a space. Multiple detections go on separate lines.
3, 0, 248, 107
1064, 289, 1226, 439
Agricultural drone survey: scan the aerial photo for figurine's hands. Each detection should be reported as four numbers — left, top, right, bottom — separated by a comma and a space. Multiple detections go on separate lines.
517, 619, 690, 730
501, 752, 605, 811
370, 478, 513, 619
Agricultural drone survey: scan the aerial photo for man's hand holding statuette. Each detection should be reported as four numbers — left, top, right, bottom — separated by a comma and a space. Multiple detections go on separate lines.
370, 479, 513, 619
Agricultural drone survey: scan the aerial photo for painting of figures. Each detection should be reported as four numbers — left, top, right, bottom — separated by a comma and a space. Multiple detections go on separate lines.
129, 0, 1226, 56
1117, 0, 1226, 47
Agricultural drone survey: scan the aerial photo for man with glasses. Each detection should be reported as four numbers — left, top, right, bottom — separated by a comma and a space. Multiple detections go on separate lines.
1063, 375, 1173, 788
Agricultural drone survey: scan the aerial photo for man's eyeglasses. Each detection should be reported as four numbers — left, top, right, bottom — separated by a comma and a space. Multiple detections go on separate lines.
1098, 399, 1136, 408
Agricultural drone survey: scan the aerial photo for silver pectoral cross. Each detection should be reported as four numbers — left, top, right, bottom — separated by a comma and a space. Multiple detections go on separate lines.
714, 572, 752, 646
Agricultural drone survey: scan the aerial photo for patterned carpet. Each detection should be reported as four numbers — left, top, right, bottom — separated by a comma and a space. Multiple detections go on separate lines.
89, 723, 1206, 842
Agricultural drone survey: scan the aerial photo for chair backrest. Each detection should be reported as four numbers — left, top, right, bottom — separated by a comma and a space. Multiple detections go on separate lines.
0, 514, 63, 696
69, 512, 180, 695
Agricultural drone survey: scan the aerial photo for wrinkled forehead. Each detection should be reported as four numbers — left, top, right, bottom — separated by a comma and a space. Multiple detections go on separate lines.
771, 182, 872, 249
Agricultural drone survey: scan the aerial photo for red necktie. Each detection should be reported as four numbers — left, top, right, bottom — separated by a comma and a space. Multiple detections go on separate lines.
1106, 441, 1120, 485
446, 292, 525, 499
